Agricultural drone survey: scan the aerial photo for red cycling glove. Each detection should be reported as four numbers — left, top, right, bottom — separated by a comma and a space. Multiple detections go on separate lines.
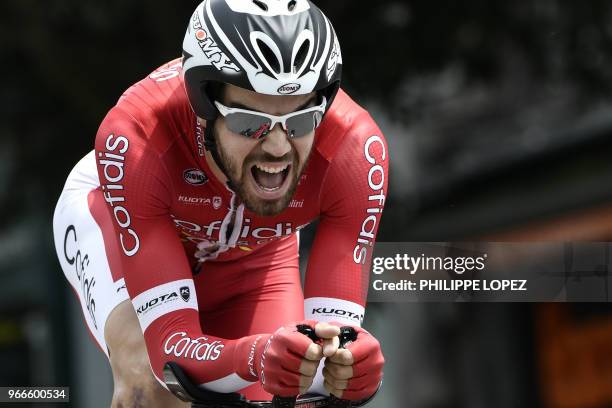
327, 325, 384, 401
234, 320, 320, 397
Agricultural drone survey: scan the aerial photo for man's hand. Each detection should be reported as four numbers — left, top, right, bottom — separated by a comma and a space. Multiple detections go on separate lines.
322, 326, 384, 401
245, 321, 340, 397
299, 322, 340, 393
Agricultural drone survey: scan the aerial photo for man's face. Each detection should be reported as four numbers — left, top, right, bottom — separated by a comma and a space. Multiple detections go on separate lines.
213, 84, 317, 216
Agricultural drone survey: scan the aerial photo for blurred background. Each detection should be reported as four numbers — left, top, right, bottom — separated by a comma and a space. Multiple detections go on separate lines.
2, 0, 612, 407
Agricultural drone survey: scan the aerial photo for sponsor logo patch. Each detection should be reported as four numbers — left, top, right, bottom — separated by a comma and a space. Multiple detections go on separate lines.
64, 225, 97, 329
183, 169, 208, 186
353, 135, 386, 265
288, 199, 304, 208
172, 215, 309, 247
99, 134, 140, 257
277, 83, 301, 95
192, 11, 240, 72
180, 286, 190, 302
136, 291, 180, 316
195, 29, 207, 41
164, 332, 224, 362
327, 36, 342, 81
310, 307, 364, 324
179, 195, 211, 205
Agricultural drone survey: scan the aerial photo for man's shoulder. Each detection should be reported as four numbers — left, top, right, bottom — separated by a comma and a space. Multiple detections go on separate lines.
113, 58, 194, 138
315, 89, 383, 162
312, 90, 388, 219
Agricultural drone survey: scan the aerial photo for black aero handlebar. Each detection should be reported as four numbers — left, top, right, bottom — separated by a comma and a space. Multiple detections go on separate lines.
163, 360, 331, 407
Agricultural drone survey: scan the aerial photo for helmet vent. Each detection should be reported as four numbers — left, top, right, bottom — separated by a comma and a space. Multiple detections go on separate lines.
293, 39, 310, 73
288, 0, 297, 11
256, 39, 281, 73
252, 0, 268, 11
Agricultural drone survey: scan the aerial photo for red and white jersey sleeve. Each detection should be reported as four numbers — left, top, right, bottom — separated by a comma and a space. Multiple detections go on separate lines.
94, 106, 257, 392
304, 105, 388, 327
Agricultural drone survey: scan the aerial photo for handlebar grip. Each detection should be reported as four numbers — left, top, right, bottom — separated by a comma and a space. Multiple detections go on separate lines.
338, 327, 357, 348
328, 394, 352, 407
271, 395, 300, 408
296, 324, 320, 342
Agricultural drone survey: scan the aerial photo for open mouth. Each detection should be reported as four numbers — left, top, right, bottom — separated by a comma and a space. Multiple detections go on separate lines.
250, 162, 291, 198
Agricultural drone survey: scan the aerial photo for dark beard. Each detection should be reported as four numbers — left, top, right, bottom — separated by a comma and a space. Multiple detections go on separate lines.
216, 141, 308, 216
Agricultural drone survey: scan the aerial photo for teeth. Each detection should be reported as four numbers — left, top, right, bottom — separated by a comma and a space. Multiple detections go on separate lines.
255, 163, 289, 174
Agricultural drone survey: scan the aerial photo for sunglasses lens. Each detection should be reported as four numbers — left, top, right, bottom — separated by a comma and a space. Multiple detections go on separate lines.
225, 113, 272, 139
286, 111, 323, 138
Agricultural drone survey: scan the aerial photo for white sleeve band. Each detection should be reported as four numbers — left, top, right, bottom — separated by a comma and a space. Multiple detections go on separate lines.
132, 279, 198, 332
304, 297, 365, 327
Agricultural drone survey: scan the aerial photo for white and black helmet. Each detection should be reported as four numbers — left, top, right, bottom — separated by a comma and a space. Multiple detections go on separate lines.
182, 0, 343, 120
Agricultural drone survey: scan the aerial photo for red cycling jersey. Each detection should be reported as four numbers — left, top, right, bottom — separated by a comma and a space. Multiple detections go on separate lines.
91, 58, 388, 393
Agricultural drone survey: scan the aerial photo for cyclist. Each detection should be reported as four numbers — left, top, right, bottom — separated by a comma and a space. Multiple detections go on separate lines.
53, 1, 386, 406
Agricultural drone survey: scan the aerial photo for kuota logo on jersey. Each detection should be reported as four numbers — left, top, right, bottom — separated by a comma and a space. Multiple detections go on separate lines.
310, 307, 364, 324
136, 291, 179, 315
179, 195, 211, 205
164, 332, 224, 362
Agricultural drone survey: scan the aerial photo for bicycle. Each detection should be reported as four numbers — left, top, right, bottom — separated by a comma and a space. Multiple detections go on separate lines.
163, 327, 376, 408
